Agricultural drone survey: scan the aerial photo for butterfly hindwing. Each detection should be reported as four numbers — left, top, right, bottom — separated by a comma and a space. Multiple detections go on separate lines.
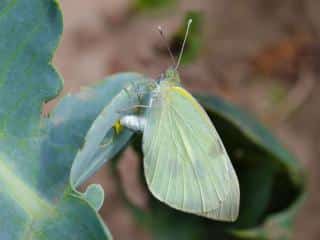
142, 85, 239, 221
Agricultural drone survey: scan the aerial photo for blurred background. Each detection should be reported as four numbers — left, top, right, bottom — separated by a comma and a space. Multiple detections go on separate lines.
52, 0, 319, 239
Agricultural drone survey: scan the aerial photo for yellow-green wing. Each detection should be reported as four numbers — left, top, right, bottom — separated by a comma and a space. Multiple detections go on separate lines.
198, 159, 239, 221
142, 86, 240, 221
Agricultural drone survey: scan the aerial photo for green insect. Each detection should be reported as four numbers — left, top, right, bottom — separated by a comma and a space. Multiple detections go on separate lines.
120, 20, 240, 221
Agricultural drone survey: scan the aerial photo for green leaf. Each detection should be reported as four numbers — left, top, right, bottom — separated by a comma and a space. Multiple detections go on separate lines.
232, 194, 306, 240
196, 94, 304, 186
70, 77, 153, 187
116, 94, 305, 240
46, 72, 146, 196
43, 72, 148, 238
0, 0, 148, 238
83, 184, 105, 212
197, 94, 305, 237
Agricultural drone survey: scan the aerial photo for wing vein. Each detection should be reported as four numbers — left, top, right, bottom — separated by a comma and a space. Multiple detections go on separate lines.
169, 104, 225, 202
165, 111, 176, 202
149, 101, 165, 186
172, 112, 206, 212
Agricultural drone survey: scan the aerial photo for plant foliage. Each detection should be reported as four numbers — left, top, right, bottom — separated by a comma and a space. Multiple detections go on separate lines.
0, 1, 305, 239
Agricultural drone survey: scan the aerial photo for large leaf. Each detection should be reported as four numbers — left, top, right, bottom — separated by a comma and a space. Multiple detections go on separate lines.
70, 76, 153, 188
114, 93, 305, 240
197, 94, 305, 239
0, 0, 147, 239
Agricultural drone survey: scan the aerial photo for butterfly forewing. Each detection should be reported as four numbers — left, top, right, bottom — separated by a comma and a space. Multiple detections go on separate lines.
142, 84, 240, 220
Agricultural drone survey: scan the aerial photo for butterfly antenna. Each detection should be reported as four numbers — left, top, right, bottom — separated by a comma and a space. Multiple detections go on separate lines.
157, 25, 176, 66
175, 18, 192, 70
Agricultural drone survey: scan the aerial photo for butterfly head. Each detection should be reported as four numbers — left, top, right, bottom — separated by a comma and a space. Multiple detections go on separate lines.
156, 19, 192, 88
156, 67, 180, 84
163, 67, 180, 85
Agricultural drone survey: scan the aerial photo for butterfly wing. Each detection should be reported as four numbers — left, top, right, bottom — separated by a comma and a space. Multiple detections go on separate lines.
142, 86, 239, 221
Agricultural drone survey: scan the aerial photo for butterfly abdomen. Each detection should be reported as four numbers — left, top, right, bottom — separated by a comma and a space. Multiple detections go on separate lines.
120, 115, 146, 132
